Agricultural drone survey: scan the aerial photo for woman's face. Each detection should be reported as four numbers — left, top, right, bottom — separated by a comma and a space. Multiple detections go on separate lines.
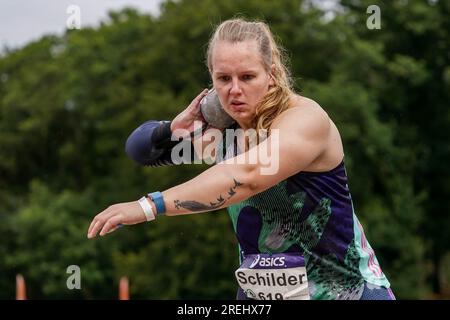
211, 40, 274, 129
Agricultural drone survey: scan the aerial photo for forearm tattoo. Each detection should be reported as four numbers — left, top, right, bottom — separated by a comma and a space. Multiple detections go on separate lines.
174, 178, 243, 212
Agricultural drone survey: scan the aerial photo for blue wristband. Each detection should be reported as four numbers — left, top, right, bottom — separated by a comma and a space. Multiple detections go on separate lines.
148, 191, 166, 215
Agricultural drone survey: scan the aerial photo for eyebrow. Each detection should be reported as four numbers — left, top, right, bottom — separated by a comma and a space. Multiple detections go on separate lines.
214, 70, 258, 75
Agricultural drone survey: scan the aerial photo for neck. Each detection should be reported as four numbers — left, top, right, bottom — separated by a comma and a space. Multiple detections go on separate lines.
236, 119, 254, 131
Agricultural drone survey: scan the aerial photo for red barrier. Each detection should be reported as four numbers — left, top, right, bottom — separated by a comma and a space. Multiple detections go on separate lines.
15, 274, 130, 299
119, 277, 129, 300
16, 274, 26, 300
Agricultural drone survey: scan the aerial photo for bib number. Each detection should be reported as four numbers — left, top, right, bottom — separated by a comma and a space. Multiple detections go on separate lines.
235, 253, 310, 300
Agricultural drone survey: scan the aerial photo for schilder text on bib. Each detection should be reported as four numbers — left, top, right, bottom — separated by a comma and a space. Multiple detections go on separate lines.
235, 253, 310, 300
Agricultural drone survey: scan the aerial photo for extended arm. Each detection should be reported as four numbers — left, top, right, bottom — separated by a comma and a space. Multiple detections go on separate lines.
87, 104, 332, 238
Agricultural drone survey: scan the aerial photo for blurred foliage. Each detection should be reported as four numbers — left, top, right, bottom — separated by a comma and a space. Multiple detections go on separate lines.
0, 0, 448, 299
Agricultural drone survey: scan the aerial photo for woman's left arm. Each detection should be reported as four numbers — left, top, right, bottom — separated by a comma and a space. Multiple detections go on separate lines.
87, 105, 330, 238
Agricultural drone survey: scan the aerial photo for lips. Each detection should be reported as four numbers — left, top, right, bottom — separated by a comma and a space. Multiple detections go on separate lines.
230, 106, 246, 113
231, 100, 245, 106
228, 98, 246, 112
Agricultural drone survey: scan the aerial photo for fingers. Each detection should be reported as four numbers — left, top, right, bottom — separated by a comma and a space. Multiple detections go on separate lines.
198, 88, 209, 99
87, 206, 118, 239
88, 211, 106, 235
87, 208, 108, 235
99, 215, 124, 237
87, 201, 146, 238
105, 224, 123, 235
88, 219, 103, 239
189, 89, 210, 123
190, 88, 209, 109
87, 220, 100, 238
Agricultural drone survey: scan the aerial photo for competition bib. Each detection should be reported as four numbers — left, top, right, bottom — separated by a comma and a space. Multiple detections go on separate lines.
235, 253, 310, 300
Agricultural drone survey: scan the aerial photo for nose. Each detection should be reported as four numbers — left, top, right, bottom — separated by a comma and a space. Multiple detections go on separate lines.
229, 78, 242, 95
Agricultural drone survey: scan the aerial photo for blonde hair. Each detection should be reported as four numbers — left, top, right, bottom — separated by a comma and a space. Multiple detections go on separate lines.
206, 18, 294, 133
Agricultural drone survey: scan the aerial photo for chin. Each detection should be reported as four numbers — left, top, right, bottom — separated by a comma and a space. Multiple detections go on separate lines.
234, 115, 253, 126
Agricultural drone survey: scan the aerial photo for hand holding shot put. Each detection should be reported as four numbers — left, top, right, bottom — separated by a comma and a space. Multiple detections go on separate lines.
170, 88, 209, 138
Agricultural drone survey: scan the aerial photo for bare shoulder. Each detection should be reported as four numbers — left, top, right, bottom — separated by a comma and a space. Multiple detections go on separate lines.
271, 95, 330, 136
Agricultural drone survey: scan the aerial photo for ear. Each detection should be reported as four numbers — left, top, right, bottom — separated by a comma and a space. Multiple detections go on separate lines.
268, 64, 276, 87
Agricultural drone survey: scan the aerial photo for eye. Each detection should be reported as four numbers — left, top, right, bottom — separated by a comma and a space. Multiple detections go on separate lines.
242, 74, 254, 81
217, 75, 231, 82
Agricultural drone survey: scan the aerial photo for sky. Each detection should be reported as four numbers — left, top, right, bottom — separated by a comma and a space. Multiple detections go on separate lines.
0, 0, 162, 50
0, 0, 342, 51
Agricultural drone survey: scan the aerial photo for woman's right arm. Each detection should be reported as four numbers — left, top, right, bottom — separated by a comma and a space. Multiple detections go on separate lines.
125, 89, 220, 167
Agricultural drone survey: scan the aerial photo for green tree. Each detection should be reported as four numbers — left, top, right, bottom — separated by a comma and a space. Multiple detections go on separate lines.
1, 0, 446, 299
339, 0, 450, 298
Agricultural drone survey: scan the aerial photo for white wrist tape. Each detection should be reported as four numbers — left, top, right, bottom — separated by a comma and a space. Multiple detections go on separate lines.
138, 196, 155, 222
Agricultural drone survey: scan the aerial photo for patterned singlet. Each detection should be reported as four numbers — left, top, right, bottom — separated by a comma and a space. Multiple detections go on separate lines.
219, 132, 391, 300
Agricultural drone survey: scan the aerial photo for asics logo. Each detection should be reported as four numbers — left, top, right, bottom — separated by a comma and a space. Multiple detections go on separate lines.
249, 255, 286, 268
